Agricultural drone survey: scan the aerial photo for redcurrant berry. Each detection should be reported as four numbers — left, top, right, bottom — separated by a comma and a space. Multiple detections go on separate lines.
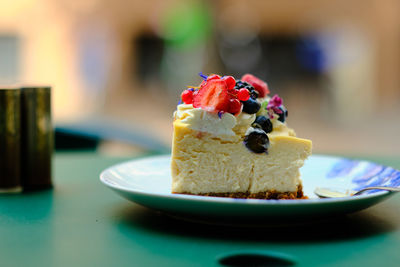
181, 89, 194, 104
237, 88, 250, 101
228, 98, 242, 114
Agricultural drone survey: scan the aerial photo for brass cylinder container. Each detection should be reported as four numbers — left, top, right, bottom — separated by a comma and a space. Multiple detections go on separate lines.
21, 87, 53, 190
0, 88, 22, 192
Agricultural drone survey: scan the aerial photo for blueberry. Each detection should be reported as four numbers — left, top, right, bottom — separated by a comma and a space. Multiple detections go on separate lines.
277, 106, 287, 123
252, 116, 273, 133
242, 98, 261, 114
244, 128, 270, 153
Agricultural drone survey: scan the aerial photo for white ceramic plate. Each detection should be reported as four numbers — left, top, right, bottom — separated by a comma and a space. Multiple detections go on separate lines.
100, 155, 400, 222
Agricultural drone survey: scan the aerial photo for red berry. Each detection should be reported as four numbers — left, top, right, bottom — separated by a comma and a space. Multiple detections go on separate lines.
199, 74, 221, 88
228, 88, 238, 95
222, 76, 236, 90
241, 74, 270, 98
228, 98, 242, 114
181, 89, 194, 104
207, 74, 221, 81
193, 79, 230, 113
237, 88, 250, 101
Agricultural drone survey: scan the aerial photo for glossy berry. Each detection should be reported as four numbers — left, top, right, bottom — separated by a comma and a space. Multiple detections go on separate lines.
235, 80, 254, 90
241, 74, 270, 98
252, 116, 273, 133
237, 88, 250, 101
277, 106, 287, 123
244, 128, 270, 153
228, 98, 242, 114
242, 98, 261, 114
193, 79, 230, 113
181, 89, 194, 104
248, 88, 259, 99
199, 74, 221, 88
235, 80, 259, 99
207, 74, 221, 81
222, 76, 236, 90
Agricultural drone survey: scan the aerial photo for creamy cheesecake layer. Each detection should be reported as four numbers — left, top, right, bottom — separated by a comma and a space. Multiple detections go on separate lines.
171, 119, 312, 194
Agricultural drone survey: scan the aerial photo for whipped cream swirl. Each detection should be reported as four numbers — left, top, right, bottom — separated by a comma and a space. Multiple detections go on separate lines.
174, 104, 255, 136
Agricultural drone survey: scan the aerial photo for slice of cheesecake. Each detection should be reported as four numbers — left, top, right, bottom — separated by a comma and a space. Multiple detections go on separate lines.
171, 74, 312, 199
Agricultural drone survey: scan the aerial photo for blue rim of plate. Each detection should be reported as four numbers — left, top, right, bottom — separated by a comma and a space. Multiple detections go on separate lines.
100, 154, 399, 205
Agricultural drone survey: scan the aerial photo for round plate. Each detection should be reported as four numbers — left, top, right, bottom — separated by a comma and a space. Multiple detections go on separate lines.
100, 155, 400, 222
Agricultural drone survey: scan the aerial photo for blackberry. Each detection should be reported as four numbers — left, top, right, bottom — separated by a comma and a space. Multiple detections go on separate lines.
234, 80, 258, 99
249, 89, 259, 99
234, 80, 252, 89
244, 128, 270, 153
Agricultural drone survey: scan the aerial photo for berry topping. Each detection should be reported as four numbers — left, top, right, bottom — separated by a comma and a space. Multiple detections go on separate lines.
193, 79, 230, 113
228, 98, 242, 114
244, 128, 270, 153
234, 80, 253, 90
241, 74, 270, 98
185, 73, 278, 116
207, 74, 221, 81
248, 89, 259, 99
277, 105, 288, 123
237, 88, 250, 101
234, 80, 258, 99
242, 98, 261, 114
181, 89, 194, 104
222, 76, 236, 90
252, 115, 273, 133
198, 73, 221, 87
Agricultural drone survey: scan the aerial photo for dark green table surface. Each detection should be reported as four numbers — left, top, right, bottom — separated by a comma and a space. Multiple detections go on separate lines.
1, 152, 400, 267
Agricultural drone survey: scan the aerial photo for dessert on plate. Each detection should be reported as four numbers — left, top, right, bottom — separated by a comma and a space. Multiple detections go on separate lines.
171, 73, 312, 199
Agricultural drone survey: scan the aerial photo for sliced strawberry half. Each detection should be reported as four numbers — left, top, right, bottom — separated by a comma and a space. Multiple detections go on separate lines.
193, 79, 230, 113
198, 74, 221, 88
207, 74, 221, 81
241, 74, 270, 98
221, 75, 236, 90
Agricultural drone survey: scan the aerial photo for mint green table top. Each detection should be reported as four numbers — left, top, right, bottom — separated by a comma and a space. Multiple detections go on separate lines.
1, 152, 400, 267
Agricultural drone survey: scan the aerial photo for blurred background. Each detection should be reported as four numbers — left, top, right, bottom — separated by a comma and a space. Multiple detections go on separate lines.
1, 0, 399, 156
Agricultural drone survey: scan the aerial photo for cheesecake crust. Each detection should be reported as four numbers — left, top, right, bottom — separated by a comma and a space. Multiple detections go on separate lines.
174, 185, 307, 199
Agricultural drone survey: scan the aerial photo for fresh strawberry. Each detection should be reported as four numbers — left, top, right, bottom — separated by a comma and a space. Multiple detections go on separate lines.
199, 74, 220, 87
193, 79, 230, 113
222, 76, 236, 90
241, 74, 270, 97
207, 74, 221, 81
